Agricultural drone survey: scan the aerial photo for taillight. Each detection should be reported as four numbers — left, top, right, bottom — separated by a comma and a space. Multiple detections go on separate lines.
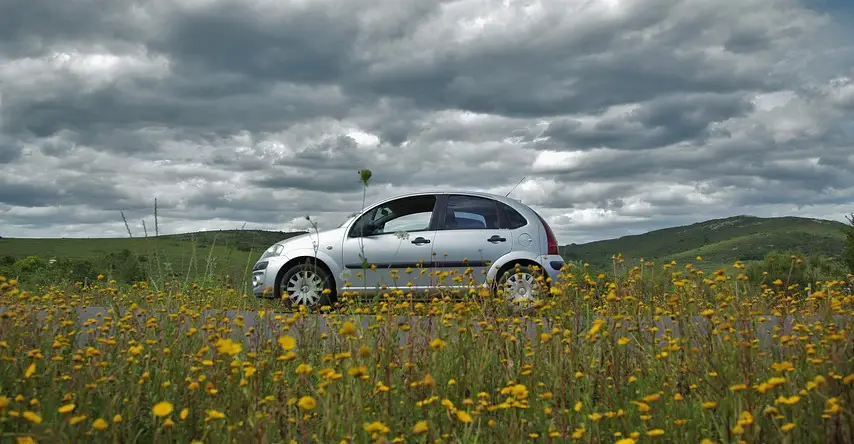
536, 214, 559, 255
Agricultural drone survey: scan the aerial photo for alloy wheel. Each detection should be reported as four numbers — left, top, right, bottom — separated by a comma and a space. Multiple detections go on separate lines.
284, 270, 324, 306
498, 269, 544, 312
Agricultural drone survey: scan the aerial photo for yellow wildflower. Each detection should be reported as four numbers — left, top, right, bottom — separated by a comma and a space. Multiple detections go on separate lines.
339, 322, 357, 336
412, 420, 428, 434
455, 410, 473, 423
214, 338, 241, 356
22, 411, 42, 424
152, 402, 173, 417
24, 363, 36, 379
92, 418, 108, 431
364, 421, 390, 434
298, 396, 316, 410
205, 410, 225, 420
278, 335, 296, 350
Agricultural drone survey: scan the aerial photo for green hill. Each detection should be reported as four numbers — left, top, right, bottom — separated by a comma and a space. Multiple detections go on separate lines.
0, 229, 307, 288
560, 215, 849, 271
2, 215, 850, 288
0, 230, 304, 259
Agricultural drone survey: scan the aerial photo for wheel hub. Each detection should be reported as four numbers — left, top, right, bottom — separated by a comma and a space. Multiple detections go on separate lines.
285, 270, 324, 306
503, 271, 539, 305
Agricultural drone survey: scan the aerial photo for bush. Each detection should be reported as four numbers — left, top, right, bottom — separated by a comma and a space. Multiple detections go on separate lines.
844, 213, 854, 275
1, 250, 150, 289
745, 249, 849, 289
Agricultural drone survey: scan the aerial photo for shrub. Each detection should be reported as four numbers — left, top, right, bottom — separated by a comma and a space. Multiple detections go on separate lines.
745, 249, 848, 289
844, 213, 854, 275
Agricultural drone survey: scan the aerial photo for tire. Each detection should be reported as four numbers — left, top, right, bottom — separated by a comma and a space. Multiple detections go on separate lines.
276, 262, 335, 309
494, 263, 547, 311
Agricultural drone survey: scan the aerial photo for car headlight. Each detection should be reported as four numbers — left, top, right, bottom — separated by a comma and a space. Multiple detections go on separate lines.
260, 244, 284, 259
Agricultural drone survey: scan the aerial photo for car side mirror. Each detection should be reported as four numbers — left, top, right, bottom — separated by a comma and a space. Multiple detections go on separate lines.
365, 222, 381, 235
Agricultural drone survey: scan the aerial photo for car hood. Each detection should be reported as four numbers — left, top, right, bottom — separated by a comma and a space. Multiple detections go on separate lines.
275, 227, 346, 252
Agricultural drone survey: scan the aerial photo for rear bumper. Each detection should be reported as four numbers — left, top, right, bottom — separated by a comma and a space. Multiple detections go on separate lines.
541, 255, 565, 284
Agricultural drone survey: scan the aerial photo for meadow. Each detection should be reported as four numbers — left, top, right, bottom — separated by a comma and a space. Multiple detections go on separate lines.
1, 255, 853, 444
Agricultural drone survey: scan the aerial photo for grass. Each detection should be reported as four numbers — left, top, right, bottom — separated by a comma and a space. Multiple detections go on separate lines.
0, 229, 304, 271
0, 229, 307, 294
1, 255, 853, 444
562, 215, 848, 272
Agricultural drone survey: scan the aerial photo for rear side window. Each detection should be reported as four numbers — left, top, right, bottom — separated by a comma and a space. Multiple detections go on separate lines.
500, 203, 528, 229
443, 195, 500, 229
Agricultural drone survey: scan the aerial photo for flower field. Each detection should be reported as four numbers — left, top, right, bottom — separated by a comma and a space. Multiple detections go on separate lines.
1, 258, 853, 443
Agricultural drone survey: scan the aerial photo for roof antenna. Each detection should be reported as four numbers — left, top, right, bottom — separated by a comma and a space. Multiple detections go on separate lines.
505, 176, 526, 197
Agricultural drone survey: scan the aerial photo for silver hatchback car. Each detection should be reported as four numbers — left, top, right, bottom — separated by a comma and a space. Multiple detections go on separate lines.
252, 190, 565, 307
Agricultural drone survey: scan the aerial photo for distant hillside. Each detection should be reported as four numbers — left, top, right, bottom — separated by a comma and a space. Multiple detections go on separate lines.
0, 229, 306, 260
2, 216, 849, 284
0, 229, 307, 286
560, 215, 848, 271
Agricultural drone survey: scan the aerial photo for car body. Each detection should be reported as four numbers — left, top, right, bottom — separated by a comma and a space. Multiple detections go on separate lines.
251, 190, 565, 307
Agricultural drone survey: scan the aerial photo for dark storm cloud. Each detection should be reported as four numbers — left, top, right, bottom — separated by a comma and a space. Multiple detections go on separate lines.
0, 183, 60, 207
541, 93, 755, 151
151, 4, 358, 84
3, 78, 351, 143
251, 173, 360, 194
343, 0, 792, 118
724, 30, 771, 54
282, 135, 362, 168
0, 138, 22, 163
0, 209, 124, 230
0, 175, 136, 208
0, 0, 144, 57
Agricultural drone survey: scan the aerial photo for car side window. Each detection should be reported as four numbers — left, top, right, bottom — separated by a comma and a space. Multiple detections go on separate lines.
382, 212, 432, 233
500, 203, 528, 229
349, 195, 437, 237
442, 195, 500, 230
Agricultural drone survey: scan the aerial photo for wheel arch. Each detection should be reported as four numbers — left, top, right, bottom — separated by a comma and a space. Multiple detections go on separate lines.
492, 259, 548, 292
485, 251, 545, 284
274, 254, 340, 300
487, 254, 551, 299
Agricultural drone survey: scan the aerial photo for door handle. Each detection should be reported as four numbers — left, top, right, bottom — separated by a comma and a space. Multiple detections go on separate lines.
487, 235, 506, 243
411, 237, 431, 245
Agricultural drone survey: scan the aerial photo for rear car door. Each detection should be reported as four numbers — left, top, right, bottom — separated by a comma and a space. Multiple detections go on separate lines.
429, 194, 513, 290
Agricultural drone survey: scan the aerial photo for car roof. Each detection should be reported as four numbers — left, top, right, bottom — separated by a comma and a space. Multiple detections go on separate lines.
372, 190, 527, 208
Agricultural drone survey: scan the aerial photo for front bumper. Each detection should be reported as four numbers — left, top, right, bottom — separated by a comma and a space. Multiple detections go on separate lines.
251, 259, 278, 298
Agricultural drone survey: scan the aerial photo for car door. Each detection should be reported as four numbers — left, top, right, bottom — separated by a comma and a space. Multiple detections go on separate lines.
429, 194, 513, 290
341, 194, 440, 293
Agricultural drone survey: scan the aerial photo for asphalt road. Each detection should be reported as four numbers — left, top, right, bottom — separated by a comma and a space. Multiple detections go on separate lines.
2, 305, 848, 351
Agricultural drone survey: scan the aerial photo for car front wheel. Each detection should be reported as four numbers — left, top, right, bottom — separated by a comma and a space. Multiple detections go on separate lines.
277, 263, 334, 308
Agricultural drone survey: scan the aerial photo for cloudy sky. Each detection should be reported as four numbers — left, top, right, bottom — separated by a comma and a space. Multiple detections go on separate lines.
1, 0, 853, 244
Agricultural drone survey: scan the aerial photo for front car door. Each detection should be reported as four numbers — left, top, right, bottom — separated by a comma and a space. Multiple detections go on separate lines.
341, 194, 440, 295
429, 194, 513, 292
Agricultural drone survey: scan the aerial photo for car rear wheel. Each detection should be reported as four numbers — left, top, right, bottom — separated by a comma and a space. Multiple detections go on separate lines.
495, 265, 547, 310
277, 263, 334, 308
